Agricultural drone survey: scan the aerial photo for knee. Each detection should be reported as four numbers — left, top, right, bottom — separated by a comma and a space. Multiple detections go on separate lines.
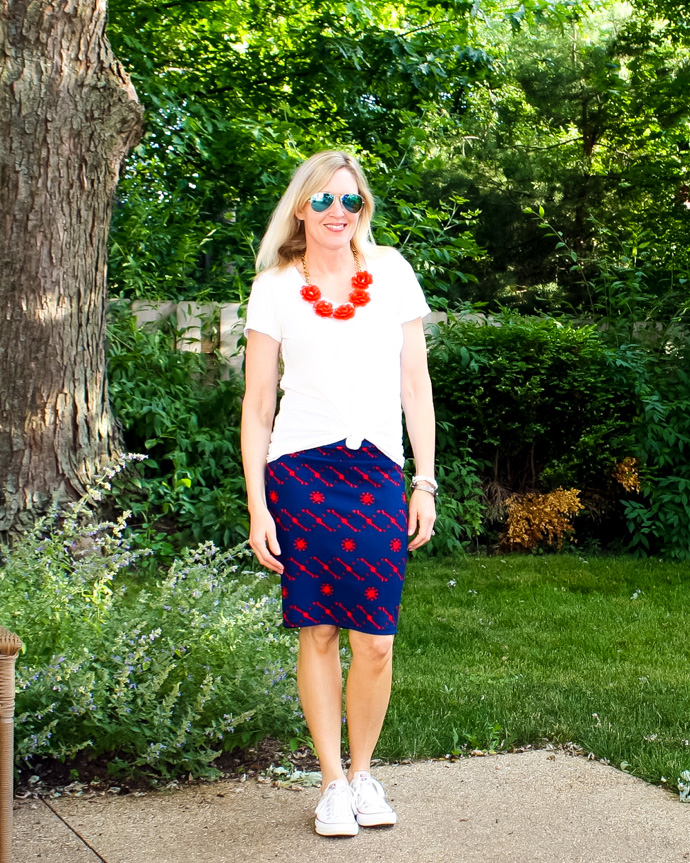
350, 632, 394, 667
300, 625, 340, 655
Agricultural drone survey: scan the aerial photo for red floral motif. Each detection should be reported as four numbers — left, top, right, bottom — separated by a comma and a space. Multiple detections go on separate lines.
352, 270, 373, 288
359, 491, 375, 506
349, 288, 371, 307
333, 303, 355, 320
314, 300, 334, 318
321, 583, 334, 596
282, 586, 288, 598
364, 586, 379, 601
390, 538, 403, 552
310, 490, 326, 504
300, 284, 321, 302
294, 537, 308, 551
268, 490, 279, 503
341, 538, 356, 552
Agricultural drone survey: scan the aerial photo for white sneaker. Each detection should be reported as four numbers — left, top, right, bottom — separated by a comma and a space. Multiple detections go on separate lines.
315, 778, 359, 837
350, 771, 397, 827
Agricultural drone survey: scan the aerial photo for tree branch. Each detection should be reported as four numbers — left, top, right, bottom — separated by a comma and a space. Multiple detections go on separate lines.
397, 18, 457, 38
193, 66, 320, 97
510, 137, 582, 151
150, 0, 227, 11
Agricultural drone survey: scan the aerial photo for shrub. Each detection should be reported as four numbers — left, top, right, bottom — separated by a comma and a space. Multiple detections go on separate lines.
106, 299, 248, 557
526, 215, 690, 558
504, 487, 584, 551
617, 345, 690, 560
0, 463, 302, 780
427, 313, 640, 546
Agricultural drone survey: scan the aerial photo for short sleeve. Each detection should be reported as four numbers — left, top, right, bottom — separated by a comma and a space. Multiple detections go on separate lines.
396, 255, 432, 324
244, 273, 282, 342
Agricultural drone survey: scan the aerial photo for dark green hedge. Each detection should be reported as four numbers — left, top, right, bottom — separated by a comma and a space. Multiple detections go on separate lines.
106, 300, 248, 564
426, 314, 640, 548
104, 302, 689, 559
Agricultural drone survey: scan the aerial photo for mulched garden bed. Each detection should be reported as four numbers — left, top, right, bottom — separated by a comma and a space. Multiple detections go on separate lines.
14, 737, 321, 799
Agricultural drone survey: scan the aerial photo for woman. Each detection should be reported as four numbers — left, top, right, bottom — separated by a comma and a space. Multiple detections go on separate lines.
241, 150, 436, 837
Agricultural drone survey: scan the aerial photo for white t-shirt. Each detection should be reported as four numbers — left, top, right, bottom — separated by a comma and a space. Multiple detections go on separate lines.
244, 246, 431, 467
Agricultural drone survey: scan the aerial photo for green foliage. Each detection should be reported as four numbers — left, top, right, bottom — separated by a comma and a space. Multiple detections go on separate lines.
0, 472, 301, 780
374, 189, 483, 306
101, 0, 690, 551
104, 0, 690, 314
106, 300, 248, 556
421, 2, 690, 311
531, 212, 690, 559
105, 0, 542, 305
614, 346, 690, 560
427, 313, 638, 507
406, 444, 486, 557
525, 208, 690, 333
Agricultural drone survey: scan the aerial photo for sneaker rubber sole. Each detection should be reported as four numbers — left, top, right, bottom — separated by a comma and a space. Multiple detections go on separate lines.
315, 818, 359, 837
356, 810, 397, 827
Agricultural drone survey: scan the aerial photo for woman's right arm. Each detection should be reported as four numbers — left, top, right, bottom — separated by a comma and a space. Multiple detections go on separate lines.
241, 330, 284, 574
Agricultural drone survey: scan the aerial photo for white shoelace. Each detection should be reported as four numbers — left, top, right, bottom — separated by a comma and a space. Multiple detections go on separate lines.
317, 781, 355, 821
351, 774, 390, 813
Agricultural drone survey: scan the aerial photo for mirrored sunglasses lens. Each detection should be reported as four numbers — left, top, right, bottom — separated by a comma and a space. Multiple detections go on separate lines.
342, 194, 363, 213
310, 193, 333, 212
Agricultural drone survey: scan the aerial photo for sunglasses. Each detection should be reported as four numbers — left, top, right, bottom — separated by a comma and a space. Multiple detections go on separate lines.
309, 192, 363, 213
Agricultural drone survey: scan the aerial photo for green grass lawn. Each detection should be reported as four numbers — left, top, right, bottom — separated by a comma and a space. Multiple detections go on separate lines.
377, 554, 690, 787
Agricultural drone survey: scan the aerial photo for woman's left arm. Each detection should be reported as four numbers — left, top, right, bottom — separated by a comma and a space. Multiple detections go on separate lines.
401, 318, 436, 550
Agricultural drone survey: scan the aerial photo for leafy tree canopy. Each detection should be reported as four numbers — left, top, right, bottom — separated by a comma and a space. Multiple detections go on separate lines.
107, 0, 690, 319
107, 0, 590, 304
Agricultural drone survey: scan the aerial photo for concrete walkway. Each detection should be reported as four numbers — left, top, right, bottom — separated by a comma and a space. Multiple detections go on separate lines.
12, 750, 689, 863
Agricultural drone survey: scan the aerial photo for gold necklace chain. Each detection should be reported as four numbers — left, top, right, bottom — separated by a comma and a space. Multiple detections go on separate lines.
301, 245, 361, 285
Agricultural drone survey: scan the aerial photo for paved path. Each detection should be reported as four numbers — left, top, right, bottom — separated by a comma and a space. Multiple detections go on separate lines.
13, 751, 689, 863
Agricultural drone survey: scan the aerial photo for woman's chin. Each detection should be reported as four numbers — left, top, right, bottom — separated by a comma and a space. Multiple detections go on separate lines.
307, 228, 356, 250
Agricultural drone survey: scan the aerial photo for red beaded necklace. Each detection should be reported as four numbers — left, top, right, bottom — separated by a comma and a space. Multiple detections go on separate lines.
300, 246, 372, 320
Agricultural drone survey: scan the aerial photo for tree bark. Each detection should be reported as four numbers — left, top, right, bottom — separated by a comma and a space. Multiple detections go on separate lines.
0, 0, 143, 535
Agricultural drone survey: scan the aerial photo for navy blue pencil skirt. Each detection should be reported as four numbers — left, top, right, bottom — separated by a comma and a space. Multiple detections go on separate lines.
265, 440, 408, 635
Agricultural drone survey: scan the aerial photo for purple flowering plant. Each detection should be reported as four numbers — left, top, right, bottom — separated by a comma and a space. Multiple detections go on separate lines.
0, 456, 302, 780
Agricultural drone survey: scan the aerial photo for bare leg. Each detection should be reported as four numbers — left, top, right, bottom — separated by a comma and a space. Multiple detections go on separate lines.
296, 625, 345, 790
345, 632, 394, 780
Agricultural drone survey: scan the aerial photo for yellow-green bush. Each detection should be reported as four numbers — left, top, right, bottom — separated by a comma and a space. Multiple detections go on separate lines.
504, 487, 584, 551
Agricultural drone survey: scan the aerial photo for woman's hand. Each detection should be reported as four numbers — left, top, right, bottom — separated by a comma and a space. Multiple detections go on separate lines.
249, 506, 284, 574
407, 488, 436, 550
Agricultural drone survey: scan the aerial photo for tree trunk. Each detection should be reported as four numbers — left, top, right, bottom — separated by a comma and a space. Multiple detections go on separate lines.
0, 0, 143, 535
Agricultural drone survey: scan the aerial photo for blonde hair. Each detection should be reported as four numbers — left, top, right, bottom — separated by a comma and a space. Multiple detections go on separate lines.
255, 150, 376, 272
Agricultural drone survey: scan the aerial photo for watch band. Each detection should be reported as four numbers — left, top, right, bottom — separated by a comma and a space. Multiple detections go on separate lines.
412, 474, 438, 491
